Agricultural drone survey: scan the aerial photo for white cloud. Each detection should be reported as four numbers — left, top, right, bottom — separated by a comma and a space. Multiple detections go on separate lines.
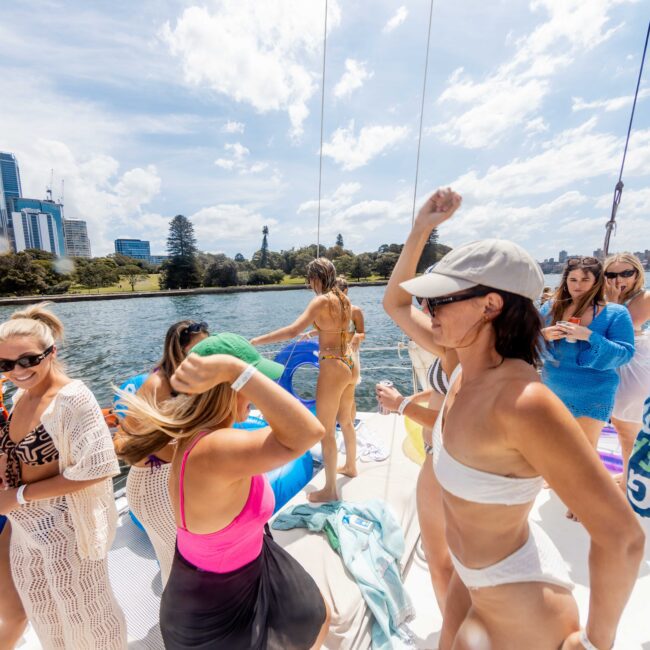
221, 120, 245, 134
333, 59, 373, 99
431, 0, 635, 148
190, 204, 279, 251
322, 121, 409, 170
295, 183, 412, 245
160, 0, 342, 139
214, 142, 270, 175
572, 88, 650, 112
383, 6, 408, 33
452, 119, 650, 200
525, 117, 550, 134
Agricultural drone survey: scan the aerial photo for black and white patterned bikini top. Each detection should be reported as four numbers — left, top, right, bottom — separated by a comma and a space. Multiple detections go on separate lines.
0, 413, 59, 488
427, 357, 450, 396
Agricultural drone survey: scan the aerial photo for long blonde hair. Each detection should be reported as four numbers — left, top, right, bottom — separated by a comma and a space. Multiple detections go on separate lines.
604, 253, 646, 303
0, 302, 65, 369
550, 257, 605, 324
114, 381, 238, 465
307, 258, 351, 325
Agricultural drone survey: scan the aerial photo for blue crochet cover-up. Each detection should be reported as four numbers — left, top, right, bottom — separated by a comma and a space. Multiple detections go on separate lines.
540, 301, 635, 421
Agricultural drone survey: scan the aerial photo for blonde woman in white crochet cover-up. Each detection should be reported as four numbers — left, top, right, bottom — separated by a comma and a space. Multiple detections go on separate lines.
0, 304, 126, 650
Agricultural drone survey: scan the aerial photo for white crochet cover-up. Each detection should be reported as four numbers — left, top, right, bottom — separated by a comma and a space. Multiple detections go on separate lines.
8, 380, 126, 649
126, 462, 176, 587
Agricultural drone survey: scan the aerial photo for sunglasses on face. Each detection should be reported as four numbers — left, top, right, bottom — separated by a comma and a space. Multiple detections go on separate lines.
567, 256, 599, 268
424, 288, 491, 316
0, 345, 54, 373
604, 269, 637, 280
179, 322, 209, 346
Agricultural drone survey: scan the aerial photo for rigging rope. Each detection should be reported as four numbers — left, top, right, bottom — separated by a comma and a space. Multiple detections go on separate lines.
603, 20, 649, 256
410, 0, 435, 225
316, 0, 328, 258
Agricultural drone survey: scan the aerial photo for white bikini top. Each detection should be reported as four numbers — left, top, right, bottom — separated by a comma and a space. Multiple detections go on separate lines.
432, 367, 544, 506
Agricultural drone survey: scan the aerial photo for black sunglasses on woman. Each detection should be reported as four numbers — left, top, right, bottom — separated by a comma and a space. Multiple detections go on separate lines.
0, 345, 55, 373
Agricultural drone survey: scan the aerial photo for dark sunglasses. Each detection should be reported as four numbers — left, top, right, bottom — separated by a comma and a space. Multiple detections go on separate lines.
567, 256, 599, 267
0, 345, 54, 373
424, 288, 491, 315
604, 269, 637, 280
179, 322, 209, 346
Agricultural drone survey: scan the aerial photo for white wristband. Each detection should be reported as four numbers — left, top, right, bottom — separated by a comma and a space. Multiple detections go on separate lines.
580, 629, 610, 650
16, 484, 28, 505
397, 397, 411, 416
231, 364, 256, 392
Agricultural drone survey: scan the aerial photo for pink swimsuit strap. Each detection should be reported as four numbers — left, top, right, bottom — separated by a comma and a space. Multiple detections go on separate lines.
179, 431, 209, 531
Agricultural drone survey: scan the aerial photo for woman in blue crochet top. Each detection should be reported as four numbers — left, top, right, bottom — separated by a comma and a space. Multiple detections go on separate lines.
540, 256, 635, 448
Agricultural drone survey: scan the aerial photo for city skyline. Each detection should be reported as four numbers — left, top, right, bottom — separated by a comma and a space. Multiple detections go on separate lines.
0, 2, 648, 260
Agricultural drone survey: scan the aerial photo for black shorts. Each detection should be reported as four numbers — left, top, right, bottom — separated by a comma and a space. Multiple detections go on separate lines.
160, 530, 326, 649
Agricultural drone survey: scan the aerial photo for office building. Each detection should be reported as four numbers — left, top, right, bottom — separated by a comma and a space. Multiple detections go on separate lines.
148, 254, 169, 266
115, 238, 151, 261
63, 219, 92, 258
558, 250, 568, 263
11, 198, 65, 255
0, 152, 23, 248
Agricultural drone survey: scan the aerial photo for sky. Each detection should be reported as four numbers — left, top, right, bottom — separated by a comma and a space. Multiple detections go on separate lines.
1, 0, 648, 260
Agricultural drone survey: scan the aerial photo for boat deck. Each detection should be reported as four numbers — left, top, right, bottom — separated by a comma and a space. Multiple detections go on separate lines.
17, 412, 650, 649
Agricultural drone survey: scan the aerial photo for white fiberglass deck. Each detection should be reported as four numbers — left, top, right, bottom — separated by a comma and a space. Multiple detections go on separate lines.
18, 412, 650, 649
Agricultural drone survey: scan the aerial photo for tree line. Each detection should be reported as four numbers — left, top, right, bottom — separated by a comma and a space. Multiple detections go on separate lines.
0, 214, 448, 296
160, 215, 448, 289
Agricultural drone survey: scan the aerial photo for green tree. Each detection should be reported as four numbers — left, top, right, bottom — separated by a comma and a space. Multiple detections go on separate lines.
248, 269, 284, 285
120, 265, 149, 291
351, 254, 372, 281
162, 215, 201, 289
0, 253, 48, 296
76, 260, 119, 289
336, 233, 344, 247
234, 253, 245, 263
374, 252, 399, 279
333, 254, 355, 276
204, 255, 239, 287
258, 226, 269, 268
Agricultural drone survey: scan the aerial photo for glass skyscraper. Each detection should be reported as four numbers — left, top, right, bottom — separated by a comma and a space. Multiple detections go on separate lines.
0, 152, 22, 247
63, 219, 92, 258
11, 198, 66, 255
115, 238, 151, 261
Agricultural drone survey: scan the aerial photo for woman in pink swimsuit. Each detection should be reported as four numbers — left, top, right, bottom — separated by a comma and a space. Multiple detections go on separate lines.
118, 333, 329, 649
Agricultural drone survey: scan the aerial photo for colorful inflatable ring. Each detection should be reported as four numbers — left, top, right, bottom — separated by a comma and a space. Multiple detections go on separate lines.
235, 413, 314, 512
274, 340, 320, 409
403, 413, 426, 466
113, 373, 149, 417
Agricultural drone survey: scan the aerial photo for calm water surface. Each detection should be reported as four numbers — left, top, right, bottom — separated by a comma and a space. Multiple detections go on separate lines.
0, 286, 411, 412
1, 275, 646, 411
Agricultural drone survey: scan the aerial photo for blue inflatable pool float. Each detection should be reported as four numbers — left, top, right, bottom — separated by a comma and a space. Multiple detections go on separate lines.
113, 372, 149, 417
274, 340, 320, 409
234, 413, 313, 512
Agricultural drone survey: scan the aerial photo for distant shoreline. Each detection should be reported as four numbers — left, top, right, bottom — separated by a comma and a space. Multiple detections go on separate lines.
0, 280, 389, 306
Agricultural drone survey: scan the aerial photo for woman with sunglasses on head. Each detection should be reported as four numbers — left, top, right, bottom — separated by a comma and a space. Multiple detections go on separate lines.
0, 303, 126, 649
540, 257, 635, 458
388, 189, 643, 649
382, 263, 459, 615
117, 333, 329, 649
251, 258, 358, 502
118, 319, 209, 587
604, 253, 650, 488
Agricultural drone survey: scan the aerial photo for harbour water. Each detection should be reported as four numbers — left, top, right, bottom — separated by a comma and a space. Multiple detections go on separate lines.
1, 274, 646, 412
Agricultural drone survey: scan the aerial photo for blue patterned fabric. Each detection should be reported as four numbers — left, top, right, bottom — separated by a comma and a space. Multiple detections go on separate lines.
540, 301, 635, 421
0, 515, 6, 535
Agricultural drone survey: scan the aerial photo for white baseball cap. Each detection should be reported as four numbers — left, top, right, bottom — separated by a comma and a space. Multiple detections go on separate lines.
400, 239, 544, 301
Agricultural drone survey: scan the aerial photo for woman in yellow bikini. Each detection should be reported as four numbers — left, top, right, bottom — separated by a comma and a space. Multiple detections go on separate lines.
251, 258, 358, 502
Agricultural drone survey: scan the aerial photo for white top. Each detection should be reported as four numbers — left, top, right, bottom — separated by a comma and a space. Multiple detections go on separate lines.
16, 380, 120, 559
432, 367, 544, 506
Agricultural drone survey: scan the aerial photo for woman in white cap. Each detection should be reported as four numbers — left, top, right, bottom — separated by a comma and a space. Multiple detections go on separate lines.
386, 189, 643, 649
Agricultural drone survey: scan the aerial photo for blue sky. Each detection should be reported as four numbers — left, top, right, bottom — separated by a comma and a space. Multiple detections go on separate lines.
1, 0, 648, 260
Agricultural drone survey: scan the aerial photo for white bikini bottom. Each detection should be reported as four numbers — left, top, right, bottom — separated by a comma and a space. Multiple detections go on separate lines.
449, 522, 574, 592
